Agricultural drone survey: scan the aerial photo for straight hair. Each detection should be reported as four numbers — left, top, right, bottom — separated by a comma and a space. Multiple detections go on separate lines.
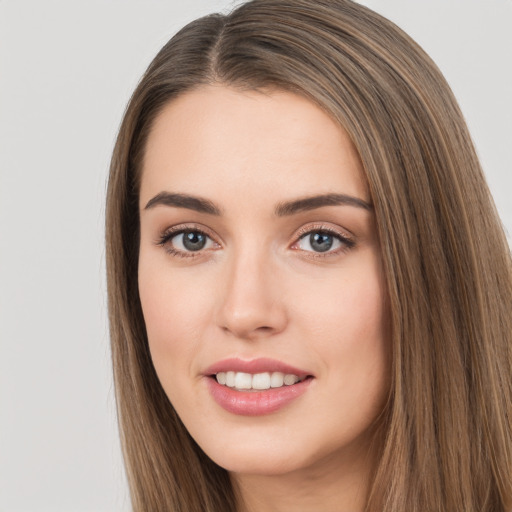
106, 1, 512, 510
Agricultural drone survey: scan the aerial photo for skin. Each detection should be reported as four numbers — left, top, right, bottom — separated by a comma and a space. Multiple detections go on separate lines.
138, 85, 391, 512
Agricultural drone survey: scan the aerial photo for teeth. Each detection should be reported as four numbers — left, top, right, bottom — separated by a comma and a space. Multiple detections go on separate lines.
284, 374, 299, 385
225, 371, 235, 387
270, 372, 285, 388
252, 373, 271, 390
235, 372, 252, 389
215, 371, 302, 390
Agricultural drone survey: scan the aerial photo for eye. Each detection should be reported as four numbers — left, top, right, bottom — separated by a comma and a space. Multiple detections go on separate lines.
157, 227, 219, 257
297, 231, 341, 253
173, 230, 212, 251
292, 227, 355, 255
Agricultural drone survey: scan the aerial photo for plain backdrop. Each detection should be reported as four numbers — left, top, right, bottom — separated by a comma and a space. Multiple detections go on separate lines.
0, 1, 510, 510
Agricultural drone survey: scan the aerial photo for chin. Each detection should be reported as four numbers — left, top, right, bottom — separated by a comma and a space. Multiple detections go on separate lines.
195, 428, 346, 478
190, 412, 384, 483
211, 447, 310, 476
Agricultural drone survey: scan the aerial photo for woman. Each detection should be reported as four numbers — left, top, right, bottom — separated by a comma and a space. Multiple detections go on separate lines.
105, 0, 512, 510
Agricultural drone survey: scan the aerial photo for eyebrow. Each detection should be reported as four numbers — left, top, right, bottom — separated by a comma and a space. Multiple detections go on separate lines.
144, 192, 221, 215
143, 191, 372, 216
274, 193, 372, 216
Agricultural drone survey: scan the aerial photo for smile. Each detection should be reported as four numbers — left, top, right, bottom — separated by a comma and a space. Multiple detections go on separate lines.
215, 371, 304, 391
204, 358, 314, 415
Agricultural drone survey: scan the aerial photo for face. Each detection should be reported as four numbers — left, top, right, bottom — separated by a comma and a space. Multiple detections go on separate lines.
138, 86, 390, 478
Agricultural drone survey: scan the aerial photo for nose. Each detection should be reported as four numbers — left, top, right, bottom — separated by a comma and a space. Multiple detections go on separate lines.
215, 249, 288, 340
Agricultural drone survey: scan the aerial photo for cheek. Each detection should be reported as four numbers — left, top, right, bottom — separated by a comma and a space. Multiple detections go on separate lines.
293, 263, 391, 403
137, 257, 212, 385
293, 263, 388, 344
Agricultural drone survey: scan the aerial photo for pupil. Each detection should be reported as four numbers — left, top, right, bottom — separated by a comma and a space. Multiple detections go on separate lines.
310, 232, 333, 252
183, 231, 206, 251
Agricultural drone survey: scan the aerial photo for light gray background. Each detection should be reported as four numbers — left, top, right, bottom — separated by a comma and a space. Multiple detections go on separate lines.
0, 1, 510, 510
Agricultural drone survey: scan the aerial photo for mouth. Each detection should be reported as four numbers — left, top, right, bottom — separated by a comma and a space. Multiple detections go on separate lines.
203, 358, 314, 415
211, 371, 310, 391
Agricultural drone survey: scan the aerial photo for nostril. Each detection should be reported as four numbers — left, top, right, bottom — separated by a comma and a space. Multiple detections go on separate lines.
220, 322, 281, 339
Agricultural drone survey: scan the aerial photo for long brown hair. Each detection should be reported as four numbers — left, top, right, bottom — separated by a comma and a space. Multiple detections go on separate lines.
105, 1, 512, 510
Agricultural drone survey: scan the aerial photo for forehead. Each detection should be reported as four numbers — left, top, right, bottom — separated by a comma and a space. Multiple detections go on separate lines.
140, 85, 369, 209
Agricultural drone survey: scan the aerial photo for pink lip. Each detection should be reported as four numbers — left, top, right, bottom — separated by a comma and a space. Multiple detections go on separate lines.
204, 357, 312, 378
203, 358, 314, 416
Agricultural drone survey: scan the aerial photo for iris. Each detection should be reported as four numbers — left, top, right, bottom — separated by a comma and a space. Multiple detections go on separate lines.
309, 232, 333, 252
182, 231, 207, 251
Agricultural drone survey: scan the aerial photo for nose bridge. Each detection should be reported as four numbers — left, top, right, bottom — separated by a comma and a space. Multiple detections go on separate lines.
216, 242, 287, 339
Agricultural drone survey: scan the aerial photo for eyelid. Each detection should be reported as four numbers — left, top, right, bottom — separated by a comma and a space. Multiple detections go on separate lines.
154, 221, 355, 259
155, 223, 221, 257
290, 223, 356, 256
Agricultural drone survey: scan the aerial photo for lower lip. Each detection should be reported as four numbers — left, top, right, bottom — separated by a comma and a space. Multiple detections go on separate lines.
205, 377, 313, 416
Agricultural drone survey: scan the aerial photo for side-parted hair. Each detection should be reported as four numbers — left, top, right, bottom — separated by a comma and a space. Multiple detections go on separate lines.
105, 1, 512, 510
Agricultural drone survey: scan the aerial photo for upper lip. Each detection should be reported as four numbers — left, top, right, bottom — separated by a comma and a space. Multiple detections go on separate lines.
204, 357, 312, 378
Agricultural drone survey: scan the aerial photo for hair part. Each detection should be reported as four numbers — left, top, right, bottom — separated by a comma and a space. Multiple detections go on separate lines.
106, 1, 512, 510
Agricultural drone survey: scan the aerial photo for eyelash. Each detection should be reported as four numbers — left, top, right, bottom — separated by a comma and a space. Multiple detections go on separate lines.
293, 224, 355, 258
156, 223, 355, 259
156, 224, 218, 258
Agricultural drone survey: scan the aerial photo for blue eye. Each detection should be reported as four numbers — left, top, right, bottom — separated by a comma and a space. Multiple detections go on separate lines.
178, 231, 207, 251
157, 228, 218, 257
307, 232, 334, 252
295, 230, 354, 254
